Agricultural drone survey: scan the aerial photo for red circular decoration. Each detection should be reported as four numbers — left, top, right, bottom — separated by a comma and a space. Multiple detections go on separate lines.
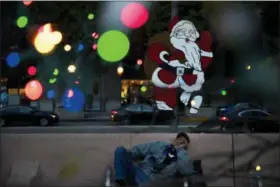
27, 66, 37, 76
137, 59, 143, 65
24, 80, 43, 100
23, 1, 32, 6
121, 3, 149, 29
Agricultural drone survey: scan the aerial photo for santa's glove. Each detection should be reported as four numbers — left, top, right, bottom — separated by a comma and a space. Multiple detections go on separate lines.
147, 43, 170, 65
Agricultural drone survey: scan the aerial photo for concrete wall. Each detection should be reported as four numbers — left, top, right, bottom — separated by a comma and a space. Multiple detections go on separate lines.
1, 133, 279, 186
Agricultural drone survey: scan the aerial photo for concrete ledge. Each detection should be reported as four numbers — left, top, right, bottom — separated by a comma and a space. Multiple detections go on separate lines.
1, 133, 279, 186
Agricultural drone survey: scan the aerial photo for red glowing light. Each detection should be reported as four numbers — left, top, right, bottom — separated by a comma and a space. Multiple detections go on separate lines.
92, 44, 97, 50
75, 81, 80, 84
230, 79, 235, 83
23, 1, 33, 6
92, 32, 97, 38
137, 59, 143, 65
27, 66, 37, 76
24, 80, 43, 101
94, 34, 99, 39
121, 3, 149, 29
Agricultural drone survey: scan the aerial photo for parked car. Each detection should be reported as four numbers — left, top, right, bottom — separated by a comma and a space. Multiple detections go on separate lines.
219, 109, 272, 121
0, 105, 59, 127
216, 103, 265, 117
192, 118, 280, 133
110, 103, 175, 125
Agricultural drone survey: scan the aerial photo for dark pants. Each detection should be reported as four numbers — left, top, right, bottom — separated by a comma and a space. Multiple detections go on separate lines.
114, 146, 150, 186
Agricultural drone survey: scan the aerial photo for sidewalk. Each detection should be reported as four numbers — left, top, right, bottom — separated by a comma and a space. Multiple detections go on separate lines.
60, 114, 209, 122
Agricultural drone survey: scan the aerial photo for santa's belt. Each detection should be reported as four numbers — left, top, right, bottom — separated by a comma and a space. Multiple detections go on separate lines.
159, 63, 194, 76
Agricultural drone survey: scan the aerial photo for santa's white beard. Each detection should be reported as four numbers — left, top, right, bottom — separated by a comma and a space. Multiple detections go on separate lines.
170, 37, 202, 72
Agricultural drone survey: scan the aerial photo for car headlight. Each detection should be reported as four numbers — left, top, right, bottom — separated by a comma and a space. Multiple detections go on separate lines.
50, 114, 56, 119
220, 108, 226, 111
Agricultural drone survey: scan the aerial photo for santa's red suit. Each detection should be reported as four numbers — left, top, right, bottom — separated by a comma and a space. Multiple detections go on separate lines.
147, 16, 213, 111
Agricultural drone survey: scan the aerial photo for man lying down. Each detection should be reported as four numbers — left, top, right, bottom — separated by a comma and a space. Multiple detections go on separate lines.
114, 132, 194, 186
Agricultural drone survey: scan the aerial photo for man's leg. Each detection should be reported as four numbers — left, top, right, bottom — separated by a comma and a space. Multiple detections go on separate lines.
114, 146, 134, 186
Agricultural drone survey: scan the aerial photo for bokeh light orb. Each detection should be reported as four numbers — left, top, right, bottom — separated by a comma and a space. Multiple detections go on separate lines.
38, 23, 52, 33
17, 16, 28, 28
221, 90, 227, 96
27, 66, 37, 76
6, 52, 20, 68
68, 65, 76, 73
88, 13, 95, 20
94, 34, 99, 39
92, 32, 97, 38
49, 78, 57, 84
92, 44, 97, 50
97, 30, 130, 63
47, 90, 55, 99
53, 68, 59, 76
23, 1, 33, 6
137, 59, 143, 65
62, 88, 85, 112
140, 86, 147, 93
24, 80, 43, 101
34, 32, 56, 54
64, 44, 71, 51
51, 31, 63, 45
121, 3, 149, 29
67, 89, 74, 98
77, 43, 84, 52
117, 66, 124, 75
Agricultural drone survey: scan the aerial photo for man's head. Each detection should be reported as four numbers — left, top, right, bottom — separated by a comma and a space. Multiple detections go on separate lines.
174, 132, 190, 149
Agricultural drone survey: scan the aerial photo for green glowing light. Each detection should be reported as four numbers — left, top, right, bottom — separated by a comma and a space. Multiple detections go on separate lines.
88, 13, 94, 20
140, 86, 147, 93
221, 90, 227, 96
97, 30, 130, 63
53, 68, 59, 76
49, 78, 57, 84
16, 16, 28, 28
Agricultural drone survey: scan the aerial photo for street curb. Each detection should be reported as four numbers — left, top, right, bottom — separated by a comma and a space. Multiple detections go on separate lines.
60, 118, 110, 122
183, 117, 209, 122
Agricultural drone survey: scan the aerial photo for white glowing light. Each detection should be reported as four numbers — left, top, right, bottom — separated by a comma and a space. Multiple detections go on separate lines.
68, 65, 76, 73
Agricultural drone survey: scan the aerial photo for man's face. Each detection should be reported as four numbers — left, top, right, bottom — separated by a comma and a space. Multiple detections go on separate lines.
174, 137, 189, 150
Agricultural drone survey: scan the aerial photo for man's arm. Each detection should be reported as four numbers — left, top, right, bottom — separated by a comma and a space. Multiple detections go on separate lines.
130, 141, 164, 160
177, 150, 194, 176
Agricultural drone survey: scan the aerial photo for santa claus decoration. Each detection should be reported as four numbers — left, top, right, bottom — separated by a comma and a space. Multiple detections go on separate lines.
144, 16, 213, 114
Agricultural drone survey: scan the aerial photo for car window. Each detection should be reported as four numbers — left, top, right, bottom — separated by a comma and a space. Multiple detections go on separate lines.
126, 104, 141, 112
249, 103, 261, 109
247, 120, 279, 133
235, 103, 249, 110
2, 106, 20, 113
141, 104, 153, 112
251, 111, 269, 117
19, 106, 33, 114
239, 111, 252, 117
